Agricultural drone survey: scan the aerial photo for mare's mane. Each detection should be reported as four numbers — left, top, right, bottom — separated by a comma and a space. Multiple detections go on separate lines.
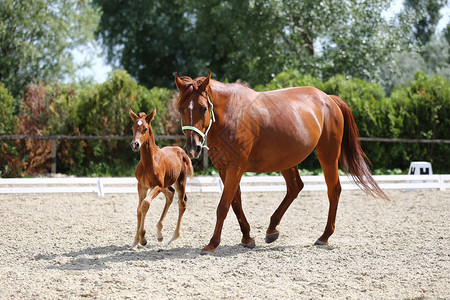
177, 76, 251, 107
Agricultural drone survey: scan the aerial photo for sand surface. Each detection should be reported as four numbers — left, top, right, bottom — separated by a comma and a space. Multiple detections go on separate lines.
0, 188, 449, 299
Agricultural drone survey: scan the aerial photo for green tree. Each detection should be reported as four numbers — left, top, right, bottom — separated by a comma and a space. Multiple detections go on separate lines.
404, 0, 445, 46
94, 0, 195, 88
95, 0, 416, 89
0, 0, 100, 98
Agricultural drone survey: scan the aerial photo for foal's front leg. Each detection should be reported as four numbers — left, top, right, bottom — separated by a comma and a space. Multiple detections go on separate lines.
132, 186, 162, 250
132, 183, 148, 250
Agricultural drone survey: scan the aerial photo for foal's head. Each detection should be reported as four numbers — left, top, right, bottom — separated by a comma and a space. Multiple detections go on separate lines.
129, 108, 156, 152
175, 73, 214, 159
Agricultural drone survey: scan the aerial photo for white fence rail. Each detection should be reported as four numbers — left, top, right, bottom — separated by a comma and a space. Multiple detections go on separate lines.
1, 175, 449, 196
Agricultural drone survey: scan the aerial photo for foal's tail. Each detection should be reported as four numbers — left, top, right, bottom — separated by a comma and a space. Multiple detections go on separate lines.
329, 95, 389, 200
183, 152, 195, 178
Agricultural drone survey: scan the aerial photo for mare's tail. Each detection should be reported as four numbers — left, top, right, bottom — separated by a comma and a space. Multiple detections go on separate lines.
329, 95, 389, 200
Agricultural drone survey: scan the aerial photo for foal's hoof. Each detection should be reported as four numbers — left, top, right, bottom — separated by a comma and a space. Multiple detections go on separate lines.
140, 238, 147, 246
157, 237, 163, 243
265, 232, 279, 244
241, 238, 256, 249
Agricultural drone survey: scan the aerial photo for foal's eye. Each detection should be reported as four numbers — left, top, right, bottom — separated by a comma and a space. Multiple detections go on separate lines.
200, 106, 207, 115
143, 128, 148, 132
178, 108, 184, 115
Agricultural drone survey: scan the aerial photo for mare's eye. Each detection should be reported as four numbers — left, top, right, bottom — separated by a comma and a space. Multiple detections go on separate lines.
178, 108, 184, 114
200, 106, 207, 115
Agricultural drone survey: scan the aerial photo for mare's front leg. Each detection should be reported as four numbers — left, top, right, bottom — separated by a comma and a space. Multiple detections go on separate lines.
132, 183, 148, 250
156, 187, 175, 242
132, 186, 162, 250
219, 170, 254, 248
202, 166, 244, 254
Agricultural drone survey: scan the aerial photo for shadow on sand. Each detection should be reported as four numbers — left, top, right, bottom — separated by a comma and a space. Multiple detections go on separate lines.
34, 243, 301, 271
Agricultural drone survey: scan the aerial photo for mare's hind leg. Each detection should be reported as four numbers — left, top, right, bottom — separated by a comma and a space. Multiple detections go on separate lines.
315, 144, 342, 246
266, 167, 304, 243
220, 170, 254, 248
156, 187, 175, 242
170, 178, 188, 244
132, 183, 148, 250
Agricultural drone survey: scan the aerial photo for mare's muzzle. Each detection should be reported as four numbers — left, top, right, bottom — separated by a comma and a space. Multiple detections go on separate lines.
185, 139, 202, 159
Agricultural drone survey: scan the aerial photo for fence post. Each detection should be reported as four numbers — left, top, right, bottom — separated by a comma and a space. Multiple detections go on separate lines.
51, 139, 57, 174
203, 149, 209, 170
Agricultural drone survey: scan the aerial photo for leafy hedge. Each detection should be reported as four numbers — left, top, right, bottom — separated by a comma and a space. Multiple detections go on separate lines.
1, 69, 448, 177
256, 70, 450, 173
0, 70, 176, 177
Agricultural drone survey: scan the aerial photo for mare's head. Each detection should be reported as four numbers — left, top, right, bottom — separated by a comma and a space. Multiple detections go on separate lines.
129, 108, 156, 152
175, 72, 214, 159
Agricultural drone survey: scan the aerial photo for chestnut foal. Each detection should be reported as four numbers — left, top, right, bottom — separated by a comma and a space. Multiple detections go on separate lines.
129, 108, 194, 250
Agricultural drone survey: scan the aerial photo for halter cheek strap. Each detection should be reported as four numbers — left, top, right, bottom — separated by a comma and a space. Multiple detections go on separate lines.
181, 93, 215, 150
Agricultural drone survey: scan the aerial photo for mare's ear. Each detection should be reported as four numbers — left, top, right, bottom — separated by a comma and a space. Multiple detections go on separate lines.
130, 109, 139, 122
199, 72, 211, 92
146, 108, 156, 123
175, 72, 186, 92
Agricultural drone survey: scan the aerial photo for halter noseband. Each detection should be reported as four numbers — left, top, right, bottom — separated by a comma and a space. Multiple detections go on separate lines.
181, 92, 215, 150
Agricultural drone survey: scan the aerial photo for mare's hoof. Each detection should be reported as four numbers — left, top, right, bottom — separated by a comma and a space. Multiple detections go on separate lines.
265, 232, 279, 244
140, 239, 147, 246
313, 240, 328, 246
157, 237, 163, 243
314, 240, 333, 250
241, 238, 256, 249
200, 250, 215, 256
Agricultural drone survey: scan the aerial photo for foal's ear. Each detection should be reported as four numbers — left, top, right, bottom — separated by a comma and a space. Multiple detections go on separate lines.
130, 109, 139, 122
175, 72, 186, 92
199, 72, 211, 92
146, 108, 156, 123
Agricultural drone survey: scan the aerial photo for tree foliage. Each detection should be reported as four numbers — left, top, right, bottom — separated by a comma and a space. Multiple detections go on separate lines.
404, 0, 446, 46
0, 0, 100, 98
94, 0, 419, 89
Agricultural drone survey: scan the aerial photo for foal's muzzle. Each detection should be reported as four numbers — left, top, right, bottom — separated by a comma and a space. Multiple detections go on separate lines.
130, 141, 141, 152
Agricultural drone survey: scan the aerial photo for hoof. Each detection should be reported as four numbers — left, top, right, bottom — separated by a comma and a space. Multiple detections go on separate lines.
241, 239, 256, 249
200, 250, 215, 256
140, 238, 147, 246
265, 232, 279, 244
314, 240, 328, 246
157, 237, 163, 243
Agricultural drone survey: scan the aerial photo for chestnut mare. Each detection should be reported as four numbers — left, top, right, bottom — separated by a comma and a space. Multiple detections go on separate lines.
175, 73, 389, 255
129, 108, 194, 250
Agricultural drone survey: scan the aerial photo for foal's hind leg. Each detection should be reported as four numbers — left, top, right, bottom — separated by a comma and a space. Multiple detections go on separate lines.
169, 178, 188, 244
156, 187, 175, 242
266, 167, 304, 243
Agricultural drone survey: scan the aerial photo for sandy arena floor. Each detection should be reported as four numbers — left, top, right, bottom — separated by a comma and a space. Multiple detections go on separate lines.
0, 188, 449, 299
